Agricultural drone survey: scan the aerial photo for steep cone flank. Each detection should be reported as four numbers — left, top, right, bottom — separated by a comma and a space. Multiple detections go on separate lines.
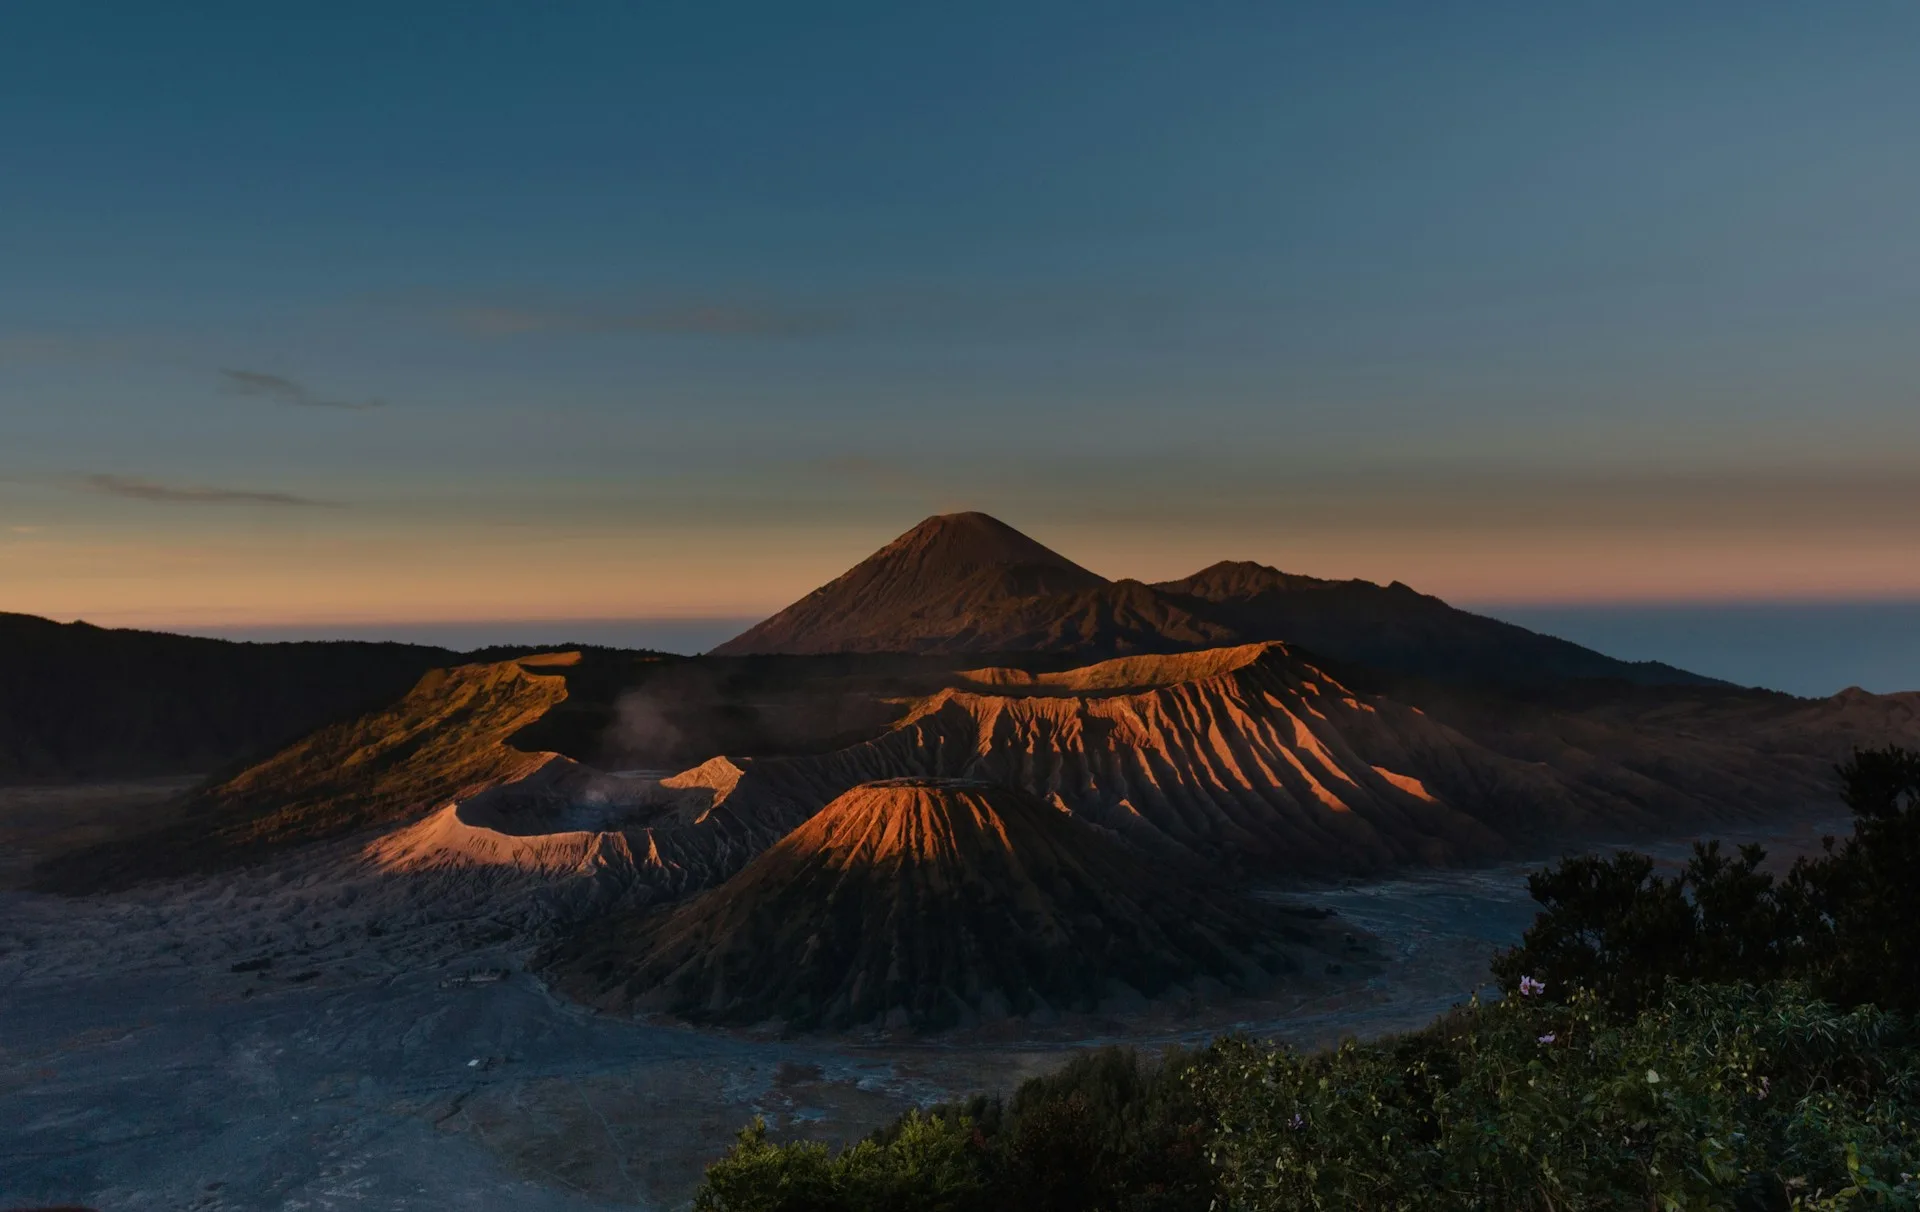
713, 512, 1122, 656
542, 778, 1311, 1030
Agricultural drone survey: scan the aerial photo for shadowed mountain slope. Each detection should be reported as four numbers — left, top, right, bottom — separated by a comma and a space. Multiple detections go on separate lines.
541, 778, 1318, 1030
1152, 561, 1719, 689
356, 644, 1920, 912
710, 514, 1716, 689
0, 612, 458, 782
32, 654, 572, 891
700, 643, 1714, 876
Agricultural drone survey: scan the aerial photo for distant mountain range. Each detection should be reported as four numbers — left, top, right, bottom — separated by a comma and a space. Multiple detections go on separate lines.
0, 613, 456, 783
712, 512, 1720, 689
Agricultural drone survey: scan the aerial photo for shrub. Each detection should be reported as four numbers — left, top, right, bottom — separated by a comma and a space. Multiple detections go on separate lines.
696, 1112, 982, 1212
694, 1048, 1211, 1212
1493, 746, 1920, 1017
1195, 983, 1919, 1212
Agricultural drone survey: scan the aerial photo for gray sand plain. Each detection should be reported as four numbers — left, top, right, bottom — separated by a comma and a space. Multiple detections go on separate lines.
0, 782, 1850, 1211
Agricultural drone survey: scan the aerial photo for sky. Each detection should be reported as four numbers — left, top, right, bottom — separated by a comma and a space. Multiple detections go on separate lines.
4, 1, 1920, 643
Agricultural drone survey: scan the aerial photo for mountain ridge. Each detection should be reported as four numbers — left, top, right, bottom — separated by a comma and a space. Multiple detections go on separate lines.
710, 514, 1724, 690
0, 612, 460, 783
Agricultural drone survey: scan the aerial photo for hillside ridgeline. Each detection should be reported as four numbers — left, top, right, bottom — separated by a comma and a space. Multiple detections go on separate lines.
711, 514, 1720, 691
0, 612, 457, 782
33, 654, 573, 891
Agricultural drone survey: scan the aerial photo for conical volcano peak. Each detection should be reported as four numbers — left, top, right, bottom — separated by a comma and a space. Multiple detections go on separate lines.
711, 513, 1724, 686
543, 775, 1310, 1030
785, 778, 1035, 869
711, 512, 1112, 655
861, 512, 1099, 582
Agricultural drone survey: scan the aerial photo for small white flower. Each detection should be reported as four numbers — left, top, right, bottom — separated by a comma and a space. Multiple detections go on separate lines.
1645, 1069, 1661, 1084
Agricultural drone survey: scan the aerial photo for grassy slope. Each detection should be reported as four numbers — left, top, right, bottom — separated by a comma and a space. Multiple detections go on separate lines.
32, 655, 571, 892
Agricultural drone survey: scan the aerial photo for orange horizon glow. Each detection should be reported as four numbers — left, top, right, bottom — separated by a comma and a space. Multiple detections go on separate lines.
8, 521, 1918, 632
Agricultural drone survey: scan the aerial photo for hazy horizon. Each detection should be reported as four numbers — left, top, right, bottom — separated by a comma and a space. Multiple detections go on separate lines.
84, 594, 1917, 700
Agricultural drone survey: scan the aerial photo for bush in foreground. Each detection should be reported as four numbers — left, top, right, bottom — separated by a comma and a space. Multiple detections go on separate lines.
1492, 747, 1920, 1017
1199, 983, 1918, 1211
695, 986, 1918, 1212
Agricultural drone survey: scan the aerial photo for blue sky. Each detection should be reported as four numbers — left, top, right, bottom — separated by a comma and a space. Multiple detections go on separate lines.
3, 1, 1919, 630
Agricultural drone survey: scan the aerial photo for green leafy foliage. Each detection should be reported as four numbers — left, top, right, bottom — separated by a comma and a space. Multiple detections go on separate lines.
1494, 747, 1920, 1016
695, 1110, 987, 1212
1197, 984, 1918, 1211
696, 1048, 1212, 1212
1801, 747, 1920, 1014
697, 991, 1920, 1212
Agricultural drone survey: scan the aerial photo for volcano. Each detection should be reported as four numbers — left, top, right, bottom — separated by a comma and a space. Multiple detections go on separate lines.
687, 642, 1709, 877
541, 777, 1315, 1030
710, 513, 1718, 689
710, 511, 1233, 658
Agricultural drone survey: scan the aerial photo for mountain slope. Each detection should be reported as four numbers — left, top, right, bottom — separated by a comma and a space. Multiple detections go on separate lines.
710, 514, 1715, 688
0, 612, 458, 781
702, 643, 1684, 876
33, 654, 573, 891
1153, 561, 1720, 689
541, 778, 1315, 1029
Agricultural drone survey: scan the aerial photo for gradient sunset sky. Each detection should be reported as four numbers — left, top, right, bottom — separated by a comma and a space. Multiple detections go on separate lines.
4, 1, 1919, 631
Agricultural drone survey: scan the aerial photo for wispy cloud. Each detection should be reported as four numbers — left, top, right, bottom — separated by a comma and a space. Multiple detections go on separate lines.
219, 368, 385, 411
84, 474, 335, 508
444, 301, 843, 339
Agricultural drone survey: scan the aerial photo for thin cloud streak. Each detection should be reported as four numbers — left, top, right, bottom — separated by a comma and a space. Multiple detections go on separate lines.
218, 368, 385, 410
83, 474, 336, 508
